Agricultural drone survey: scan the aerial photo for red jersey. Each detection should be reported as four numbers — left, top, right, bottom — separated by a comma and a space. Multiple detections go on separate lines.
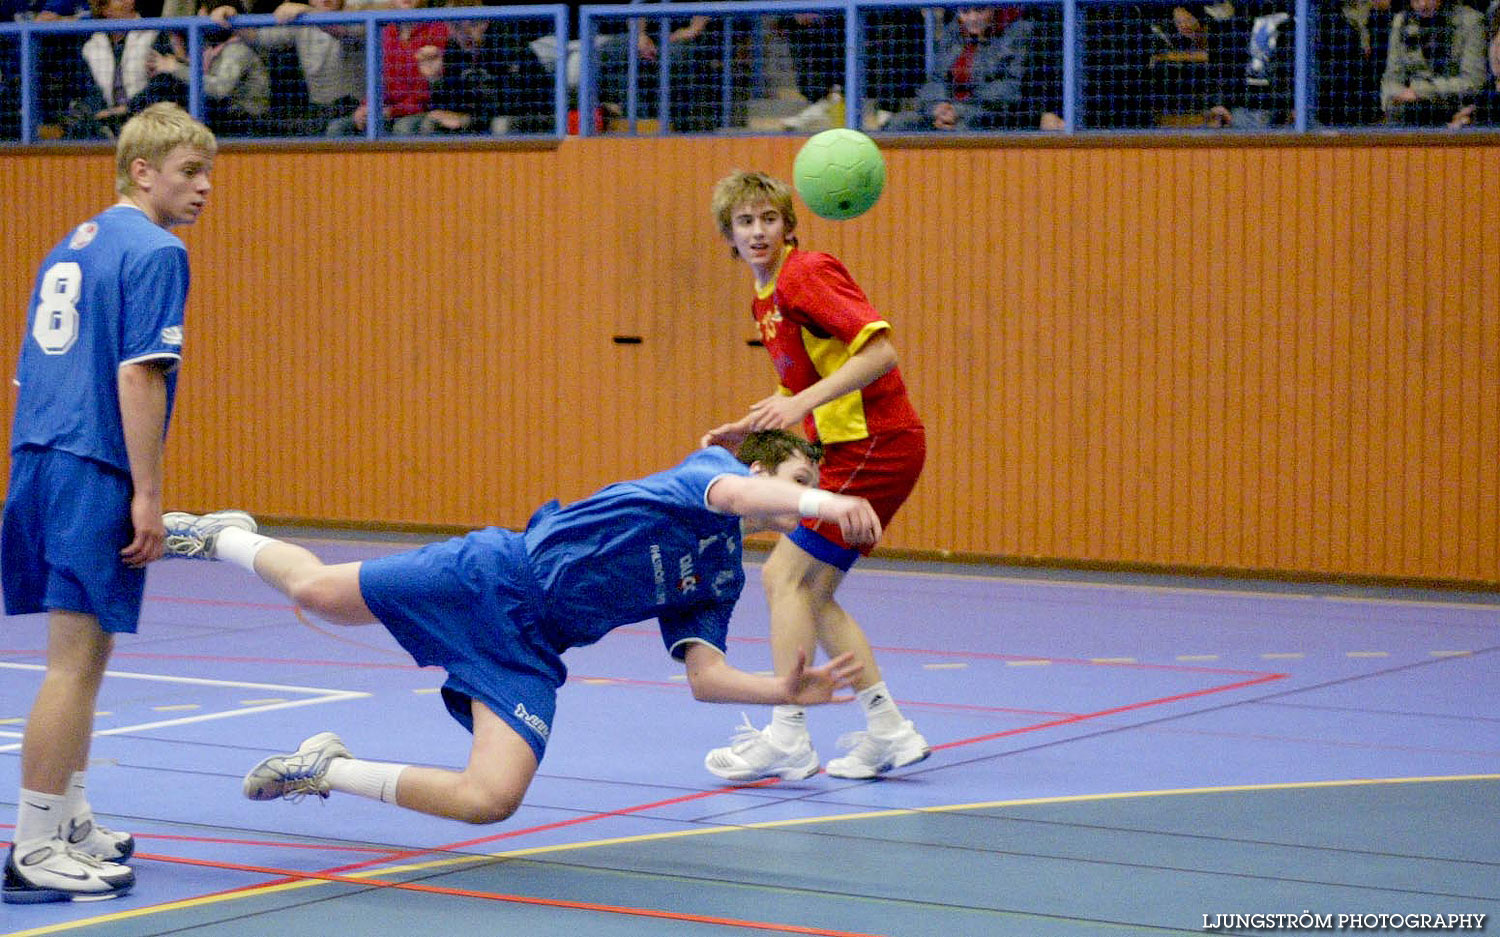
753, 247, 922, 444
381, 22, 449, 117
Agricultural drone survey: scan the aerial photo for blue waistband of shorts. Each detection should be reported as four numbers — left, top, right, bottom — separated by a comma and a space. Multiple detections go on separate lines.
788, 524, 860, 572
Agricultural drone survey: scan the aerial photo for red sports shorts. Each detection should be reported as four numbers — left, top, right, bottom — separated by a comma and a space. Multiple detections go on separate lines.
796, 425, 926, 563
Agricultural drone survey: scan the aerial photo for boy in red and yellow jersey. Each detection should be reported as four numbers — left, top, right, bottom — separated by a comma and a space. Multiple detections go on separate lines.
701, 170, 930, 781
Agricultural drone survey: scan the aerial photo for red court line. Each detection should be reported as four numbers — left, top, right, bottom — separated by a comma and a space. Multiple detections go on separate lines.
322, 670, 1285, 874
929, 672, 1288, 751
136, 852, 889, 937
319, 779, 782, 876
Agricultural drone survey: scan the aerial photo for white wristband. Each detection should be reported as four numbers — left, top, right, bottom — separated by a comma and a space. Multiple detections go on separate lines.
798, 489, 833, 519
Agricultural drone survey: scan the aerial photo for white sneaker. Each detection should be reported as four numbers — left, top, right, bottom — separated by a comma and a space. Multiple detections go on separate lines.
163, 510, 257, 559
60, 815, 134, 863
243, 732, 351, 802
3, 840, 134, 903
781, 94, 836, 133
824, 720, 931, 779
704, 716, 819, 781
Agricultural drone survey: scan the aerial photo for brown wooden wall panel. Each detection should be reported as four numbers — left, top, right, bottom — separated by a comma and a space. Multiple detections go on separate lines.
1, 138, 1496, 584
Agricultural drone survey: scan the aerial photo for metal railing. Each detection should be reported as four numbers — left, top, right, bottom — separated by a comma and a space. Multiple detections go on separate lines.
2, 0, 1495, 144
0, 4, 569, 143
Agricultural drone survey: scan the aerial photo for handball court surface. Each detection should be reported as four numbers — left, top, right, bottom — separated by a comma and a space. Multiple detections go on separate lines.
2, 531, 1497, 936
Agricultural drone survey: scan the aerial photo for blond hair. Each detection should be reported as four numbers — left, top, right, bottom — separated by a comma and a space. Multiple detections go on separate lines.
115, 103, 217, 196
710, 170, 798, 245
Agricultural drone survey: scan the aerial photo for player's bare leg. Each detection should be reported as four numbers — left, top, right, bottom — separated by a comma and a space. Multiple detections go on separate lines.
767, 539, 929, 779
243, 702, 537, 825
6, 613, 134, 904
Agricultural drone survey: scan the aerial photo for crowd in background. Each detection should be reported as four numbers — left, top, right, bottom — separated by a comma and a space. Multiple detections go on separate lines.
1, 0, 1498, 139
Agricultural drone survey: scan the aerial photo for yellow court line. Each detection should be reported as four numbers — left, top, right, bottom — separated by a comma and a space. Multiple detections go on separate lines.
14, 772, 1498, 937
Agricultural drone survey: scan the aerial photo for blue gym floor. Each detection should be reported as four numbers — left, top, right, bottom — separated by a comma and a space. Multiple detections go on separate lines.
3, 534, 1498, 936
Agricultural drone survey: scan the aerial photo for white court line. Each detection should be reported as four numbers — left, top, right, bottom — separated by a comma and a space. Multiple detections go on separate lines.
0, 662, 369, 752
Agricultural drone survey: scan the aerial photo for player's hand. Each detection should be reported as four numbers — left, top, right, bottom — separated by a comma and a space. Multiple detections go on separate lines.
120, 494, 165, 568
700, 416, 754, 450
746, 393, 806, 432
272, 0, 310, 22
782, 650, 863, 705
818, 493, 882, 545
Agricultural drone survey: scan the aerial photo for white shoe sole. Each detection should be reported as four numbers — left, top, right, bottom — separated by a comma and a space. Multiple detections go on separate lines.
705, 749, 820, 782
825, 744, 931, 780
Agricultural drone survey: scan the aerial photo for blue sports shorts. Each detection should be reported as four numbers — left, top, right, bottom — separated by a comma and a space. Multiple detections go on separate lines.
358, 527, 564, 764
2, 447, 145, 634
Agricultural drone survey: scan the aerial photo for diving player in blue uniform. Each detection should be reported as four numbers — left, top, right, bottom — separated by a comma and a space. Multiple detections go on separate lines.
162, 430, 877, 825
3, 103, 221, 904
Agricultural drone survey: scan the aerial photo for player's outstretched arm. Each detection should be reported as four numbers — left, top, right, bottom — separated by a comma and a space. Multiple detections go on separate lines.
706, 474, 882, 544
683, 644, 861, 705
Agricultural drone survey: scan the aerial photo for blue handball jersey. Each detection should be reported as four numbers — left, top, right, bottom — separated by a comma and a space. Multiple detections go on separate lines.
522, 446, 752, 658
11, 206, 189, 474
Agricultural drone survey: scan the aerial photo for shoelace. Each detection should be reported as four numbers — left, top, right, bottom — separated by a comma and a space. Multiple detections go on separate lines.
266, 753, 334, 803
726, 714, 765, 754
163, 533, 209, 557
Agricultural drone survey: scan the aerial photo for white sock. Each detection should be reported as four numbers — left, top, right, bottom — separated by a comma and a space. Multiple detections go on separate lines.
768, 706, 808, 747
215, 526, 274, 571
325, 758, 407, 805
858, 682, 905, 736
16, 788, 64, 844
62, 770, 91, 825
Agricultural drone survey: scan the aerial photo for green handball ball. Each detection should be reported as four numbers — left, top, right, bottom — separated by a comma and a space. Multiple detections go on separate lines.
793, 128, 886, 221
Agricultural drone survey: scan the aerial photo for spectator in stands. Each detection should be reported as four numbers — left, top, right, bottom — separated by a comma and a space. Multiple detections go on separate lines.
779, 10, 902, 132
409, 18, 498, 134
1315, 0, 1394, 126
1448, 0, 1500, 124
409, 6, 554, 135
209, 0, 364, 137
465, 3, 555, 133
147, 4, 269, 134
780, 12, 845, 132
61, 0, 181, 138
1206, 3, 1294, 128
598, 2, 727, 132
1380, 0, 1486, 126
325, 0, 446, 135
1, 0, 92, 133
886, 5, 1060, 132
